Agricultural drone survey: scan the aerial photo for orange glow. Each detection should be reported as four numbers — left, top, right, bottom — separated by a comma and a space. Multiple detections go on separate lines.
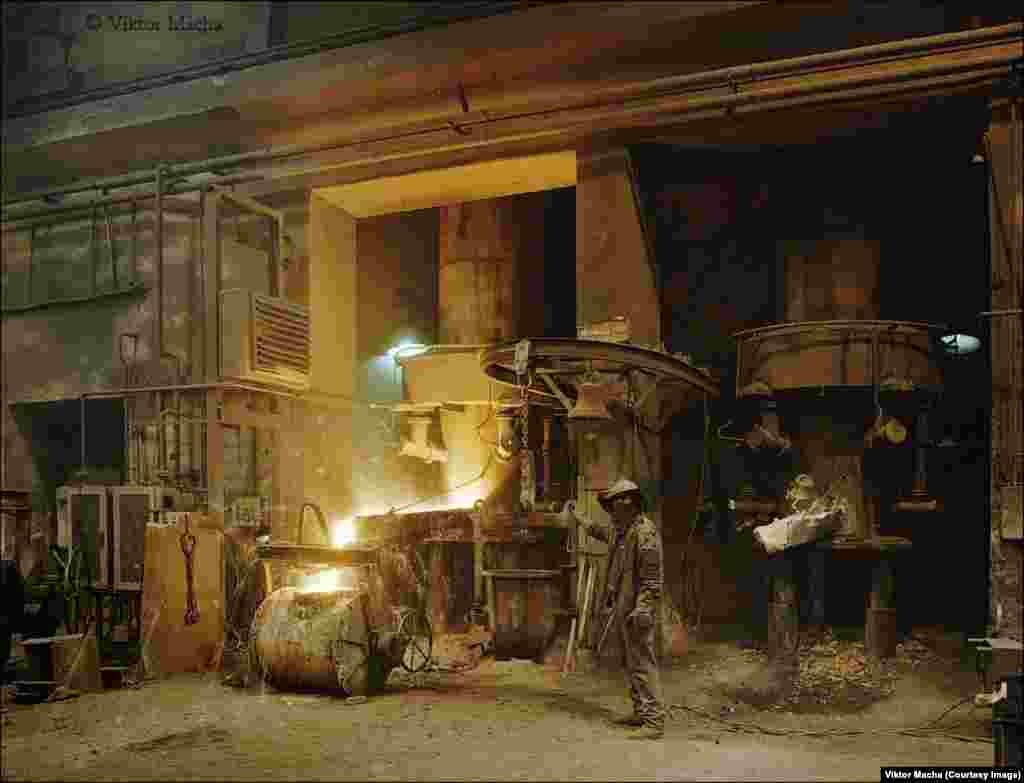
300, 568, 355, 593
351, 488, 484, 519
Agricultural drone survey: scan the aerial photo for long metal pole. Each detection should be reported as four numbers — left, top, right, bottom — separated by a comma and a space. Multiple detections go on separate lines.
155, 167, 164, 366
2, 173, 262, 227
71, 382, 364, 407
3, 23, 1019, 211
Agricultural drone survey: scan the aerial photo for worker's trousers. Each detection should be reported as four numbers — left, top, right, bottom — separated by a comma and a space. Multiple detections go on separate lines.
619, 615, 665, 729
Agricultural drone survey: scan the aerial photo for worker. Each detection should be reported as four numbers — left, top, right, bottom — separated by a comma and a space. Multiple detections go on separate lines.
572, 478, 665, 740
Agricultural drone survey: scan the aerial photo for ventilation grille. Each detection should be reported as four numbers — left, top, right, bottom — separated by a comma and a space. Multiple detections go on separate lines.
221, 290, 311, 390
253, 296, 310, 382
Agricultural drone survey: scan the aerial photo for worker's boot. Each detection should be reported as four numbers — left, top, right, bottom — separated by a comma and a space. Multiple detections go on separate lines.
610, 713, 645, 727
627, 723, 665, 740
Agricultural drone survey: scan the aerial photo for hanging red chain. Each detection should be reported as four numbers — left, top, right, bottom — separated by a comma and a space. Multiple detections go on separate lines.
180, 514, 199, 626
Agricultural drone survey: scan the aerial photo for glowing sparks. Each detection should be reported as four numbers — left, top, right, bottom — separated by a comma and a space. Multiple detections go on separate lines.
300, 566, 358, 593
433, 488, 484, 511
349, 489, 483, 519
330, 517, 356, 548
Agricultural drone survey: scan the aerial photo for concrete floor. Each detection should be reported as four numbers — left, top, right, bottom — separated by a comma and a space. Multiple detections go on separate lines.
1, 638, 996, 782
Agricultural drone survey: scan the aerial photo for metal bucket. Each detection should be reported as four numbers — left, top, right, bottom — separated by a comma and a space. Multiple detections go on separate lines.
249, 587, 380, 696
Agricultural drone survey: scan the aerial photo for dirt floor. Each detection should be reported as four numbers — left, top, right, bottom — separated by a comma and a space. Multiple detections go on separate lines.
1, 628, 997, 782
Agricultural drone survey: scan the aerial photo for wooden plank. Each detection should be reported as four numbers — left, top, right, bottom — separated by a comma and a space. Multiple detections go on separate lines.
139, 518, 224, 678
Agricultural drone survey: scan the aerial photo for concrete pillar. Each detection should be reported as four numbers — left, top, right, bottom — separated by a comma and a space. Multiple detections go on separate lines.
575, 149, 682, 659
304, 195, 357, 533
576, 149, 659, 348
987, 98, 1023, 642
436, 193, 546, 632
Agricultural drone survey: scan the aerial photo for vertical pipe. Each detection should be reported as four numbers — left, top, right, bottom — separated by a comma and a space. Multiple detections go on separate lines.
26, 225, 35, 306
156, 167, 165, 362
542, 415, 552, 500
105, 198, 119, 290
271, 216, 283, 298
911, 409, 930, 498
157, 391, 165, 476
91, 203, 98, 296
174, 390, 182, 483
131, 201, 138, 283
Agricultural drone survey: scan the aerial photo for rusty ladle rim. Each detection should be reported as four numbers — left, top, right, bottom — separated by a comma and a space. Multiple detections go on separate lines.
479, 338, 720, 397
732, 319, 951, 340
396, 343, 567, 408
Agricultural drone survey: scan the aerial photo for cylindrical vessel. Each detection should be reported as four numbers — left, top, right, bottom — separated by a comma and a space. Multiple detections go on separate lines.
249, 587, 380, 695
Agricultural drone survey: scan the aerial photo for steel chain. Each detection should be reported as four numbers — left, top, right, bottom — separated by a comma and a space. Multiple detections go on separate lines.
180, 513, 200, 625
520, 372, 530, 451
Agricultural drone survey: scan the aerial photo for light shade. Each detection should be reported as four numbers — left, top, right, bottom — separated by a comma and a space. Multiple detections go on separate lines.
940, 333, 981, 355
388, 342, 429, 359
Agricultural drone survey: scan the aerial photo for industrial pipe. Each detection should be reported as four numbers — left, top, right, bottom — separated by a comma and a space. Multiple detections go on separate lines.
3, 67, 1011, 230
6, 2, 535, 121
2, 173, 263, 228
64, 381, 366, 406
4, 23, 1018, 211
155, 166, 165, 376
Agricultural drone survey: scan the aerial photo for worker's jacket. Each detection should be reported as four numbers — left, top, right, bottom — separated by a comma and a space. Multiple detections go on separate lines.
585, 514, 663, 629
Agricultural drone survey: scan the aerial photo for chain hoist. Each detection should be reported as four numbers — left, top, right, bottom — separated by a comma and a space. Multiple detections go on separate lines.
181, 514, 200, 626
514, 340, 536, 510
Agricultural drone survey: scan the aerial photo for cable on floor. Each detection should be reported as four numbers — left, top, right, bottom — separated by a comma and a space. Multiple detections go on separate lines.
668, 704, 993, 745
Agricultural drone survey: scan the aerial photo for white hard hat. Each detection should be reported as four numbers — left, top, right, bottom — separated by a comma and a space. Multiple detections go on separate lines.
598, 478, 643, 511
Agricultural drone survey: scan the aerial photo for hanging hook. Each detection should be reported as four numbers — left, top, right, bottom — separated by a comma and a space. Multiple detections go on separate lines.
716, 419, 744, 443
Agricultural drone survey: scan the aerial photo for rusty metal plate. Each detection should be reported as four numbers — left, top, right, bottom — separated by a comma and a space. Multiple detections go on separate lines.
480, 338, 719, 397
398, 346, 554, 407
1001, 484, 1023, 540
735, 320, 945, 395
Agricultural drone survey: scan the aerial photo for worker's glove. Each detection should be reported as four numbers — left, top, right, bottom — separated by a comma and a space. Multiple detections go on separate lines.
628, 609, 653, 632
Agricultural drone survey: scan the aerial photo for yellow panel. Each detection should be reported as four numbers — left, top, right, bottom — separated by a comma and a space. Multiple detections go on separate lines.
313, 152, 576, 217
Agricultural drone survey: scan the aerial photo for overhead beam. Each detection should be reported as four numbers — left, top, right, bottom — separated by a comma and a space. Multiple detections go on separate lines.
314, 151, 576, 217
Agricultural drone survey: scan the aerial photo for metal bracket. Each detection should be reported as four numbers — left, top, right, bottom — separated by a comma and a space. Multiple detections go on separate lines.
537, 371, 574, 412
513, 339, 531, 378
